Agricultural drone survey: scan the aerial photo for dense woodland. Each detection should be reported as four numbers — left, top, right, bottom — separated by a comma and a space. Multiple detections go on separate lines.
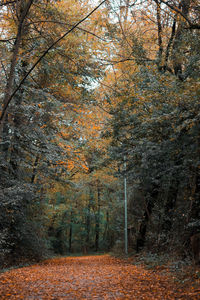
0, 0, 199, 268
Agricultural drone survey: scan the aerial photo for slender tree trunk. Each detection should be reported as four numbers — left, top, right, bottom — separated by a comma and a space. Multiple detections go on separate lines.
95, 185, 101, 252
104, 210, 112, 250
189, 125, 200, 224
155, 0, 163, 66
0, 0, 33, 133
69, 211, 73, 253
1, 1, 33, 183
31, 155, 40, 184
9, 20, 29, 178
85, 188, 93, 252
136, 188, 158, 252
172, 0, 191, 79
1, 114, 9, 161
9, 81, 26, 178
136, 202, 152, 252
164, 16, 177, 69
162, 183, 178, 232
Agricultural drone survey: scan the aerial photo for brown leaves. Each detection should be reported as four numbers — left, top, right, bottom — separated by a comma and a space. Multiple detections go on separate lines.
0, 255, 199, 299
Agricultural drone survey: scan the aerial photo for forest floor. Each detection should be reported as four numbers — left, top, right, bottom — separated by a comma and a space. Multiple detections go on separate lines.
0, 254, 200, 299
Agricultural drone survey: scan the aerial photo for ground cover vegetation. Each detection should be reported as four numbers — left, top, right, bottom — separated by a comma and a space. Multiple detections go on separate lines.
0, 0, 200, 273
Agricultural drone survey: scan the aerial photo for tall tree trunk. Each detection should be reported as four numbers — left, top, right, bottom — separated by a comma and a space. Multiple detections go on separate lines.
1, 1, 33, 183
85, 188, 93, 253
0, 0, 34, 133
189, 125, 200, 227
31, 155, 40, 184
172, 0, 191, 79
95, 185, 101, 252
9, 91, 24, 178
162, 182, 178, 232
155, 0, 163, 66
136, 188, 158, 252
164, 16, 177, 70
69, 211, 73, 253
9, 27, 29, 179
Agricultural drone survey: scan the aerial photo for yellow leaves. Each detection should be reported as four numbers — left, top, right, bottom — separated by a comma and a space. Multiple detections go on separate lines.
55, 0, 88, 15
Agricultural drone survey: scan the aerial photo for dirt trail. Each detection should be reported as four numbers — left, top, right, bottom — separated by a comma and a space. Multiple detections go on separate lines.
0, 255, 199, 299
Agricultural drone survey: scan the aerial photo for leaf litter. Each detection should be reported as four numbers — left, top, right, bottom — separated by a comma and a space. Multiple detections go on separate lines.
0, 255, 199, 299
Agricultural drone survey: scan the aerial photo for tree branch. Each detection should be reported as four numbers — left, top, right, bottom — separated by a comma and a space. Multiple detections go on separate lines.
0, 0, 16, 6
26, 20, 107, 42
0, 0, 34, 128
159, 0, 200, 29
0, 0, 107, 127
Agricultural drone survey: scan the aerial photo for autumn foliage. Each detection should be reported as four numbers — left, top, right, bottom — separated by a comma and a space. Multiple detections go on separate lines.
0, 255, 199, 299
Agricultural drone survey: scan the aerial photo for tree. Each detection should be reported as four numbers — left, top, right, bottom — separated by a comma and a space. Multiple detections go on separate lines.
0, 0, 108, 266
99, 0, 200, 254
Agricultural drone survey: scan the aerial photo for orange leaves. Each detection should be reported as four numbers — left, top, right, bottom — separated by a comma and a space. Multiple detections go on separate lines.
0, 255, 199, 299
74, 104, 106, 145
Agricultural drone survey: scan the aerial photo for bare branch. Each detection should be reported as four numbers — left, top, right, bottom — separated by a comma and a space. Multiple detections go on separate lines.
26, 20, 107, 42
98, 57, 154, 66
160, 0, 200, 29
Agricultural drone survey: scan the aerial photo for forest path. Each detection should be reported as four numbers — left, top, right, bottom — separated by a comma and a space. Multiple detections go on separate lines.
0, 254, 198, 299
